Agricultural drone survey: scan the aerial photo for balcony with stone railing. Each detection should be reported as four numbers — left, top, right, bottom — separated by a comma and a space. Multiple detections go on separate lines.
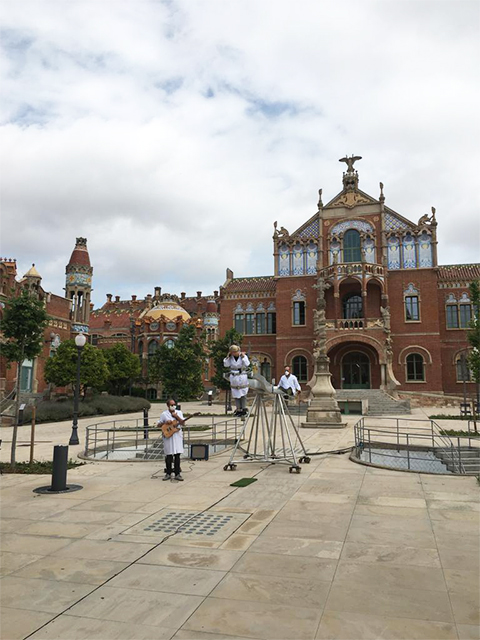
325, 317, 386, 331
319, 262, 384, 281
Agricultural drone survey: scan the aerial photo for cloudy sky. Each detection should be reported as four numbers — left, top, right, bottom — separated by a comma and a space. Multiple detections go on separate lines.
1, 0, 479, 308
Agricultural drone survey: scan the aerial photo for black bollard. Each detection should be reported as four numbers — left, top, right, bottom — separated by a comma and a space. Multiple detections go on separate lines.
51, 445, 68, 492
143, 408, 149, 439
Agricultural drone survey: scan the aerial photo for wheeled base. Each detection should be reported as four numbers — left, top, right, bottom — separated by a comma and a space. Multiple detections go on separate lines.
224, 390, 310, 474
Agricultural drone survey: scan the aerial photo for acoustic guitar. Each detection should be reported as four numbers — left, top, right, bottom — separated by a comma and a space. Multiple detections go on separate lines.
161, 412, 201, 438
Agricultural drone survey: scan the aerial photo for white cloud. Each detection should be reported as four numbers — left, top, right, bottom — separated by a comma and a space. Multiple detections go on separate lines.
1, 0, 479, 306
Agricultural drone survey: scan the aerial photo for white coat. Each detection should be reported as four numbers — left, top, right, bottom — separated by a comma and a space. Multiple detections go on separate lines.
158, 409, 184, 455
278, 373, 301, 395
223, 354, 250, 398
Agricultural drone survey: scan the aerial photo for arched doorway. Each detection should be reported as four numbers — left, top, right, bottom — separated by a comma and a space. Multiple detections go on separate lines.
342, 351, 370, 389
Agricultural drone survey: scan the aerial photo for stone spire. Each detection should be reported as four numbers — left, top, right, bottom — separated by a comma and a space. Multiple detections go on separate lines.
302, 268, 343, 428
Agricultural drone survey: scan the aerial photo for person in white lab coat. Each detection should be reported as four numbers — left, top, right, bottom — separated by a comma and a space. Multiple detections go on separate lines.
223, 345, 250, 416
278, 366, 301, 405
157, 398, 185, 481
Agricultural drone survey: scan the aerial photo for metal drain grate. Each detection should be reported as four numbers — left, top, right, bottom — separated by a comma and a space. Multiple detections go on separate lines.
143, 511, 235, 536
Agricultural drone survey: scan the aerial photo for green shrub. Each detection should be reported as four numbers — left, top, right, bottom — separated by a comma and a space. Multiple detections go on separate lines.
23, 395, 151, 424
429, 414, 471, 420
0, 459, 84, 474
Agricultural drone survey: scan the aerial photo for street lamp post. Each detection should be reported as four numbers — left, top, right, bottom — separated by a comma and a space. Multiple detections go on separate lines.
69, 334, 87, 446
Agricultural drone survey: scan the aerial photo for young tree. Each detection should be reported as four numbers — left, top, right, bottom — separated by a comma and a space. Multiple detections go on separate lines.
209, 328, 243, 391
0, 289, 49, 465
154, 324, 206, 400
103, 344, 141, 395
467, 280, 480, 427
44, 340, 109, 396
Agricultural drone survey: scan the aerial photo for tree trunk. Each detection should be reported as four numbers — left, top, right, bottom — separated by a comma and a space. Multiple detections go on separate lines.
11, 349, 24, 467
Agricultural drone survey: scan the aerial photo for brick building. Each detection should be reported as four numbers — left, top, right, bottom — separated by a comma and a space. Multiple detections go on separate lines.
89, 288, 220, 398
0, 238, 92, 398
219, 157, 479, 398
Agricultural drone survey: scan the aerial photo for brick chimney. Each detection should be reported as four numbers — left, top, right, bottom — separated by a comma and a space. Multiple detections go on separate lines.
106, 293, 112, 302
115, 295, 120, 302
131, 295, 137, 301
181, 292, 186, 300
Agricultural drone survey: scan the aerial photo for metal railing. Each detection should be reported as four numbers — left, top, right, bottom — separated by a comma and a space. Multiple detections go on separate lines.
0, 389, 16, 415
84, 415, 243, 461
353, 416, 480, 474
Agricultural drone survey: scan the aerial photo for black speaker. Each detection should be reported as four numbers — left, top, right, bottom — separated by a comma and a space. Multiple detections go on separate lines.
190, 443, 209, 460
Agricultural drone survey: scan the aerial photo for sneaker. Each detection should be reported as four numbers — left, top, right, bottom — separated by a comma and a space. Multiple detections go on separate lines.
174, 474, 184, 481
162, 473, 171, 481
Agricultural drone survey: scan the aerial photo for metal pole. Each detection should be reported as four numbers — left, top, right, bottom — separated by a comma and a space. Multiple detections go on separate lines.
29, 406, 36, 465
406, 434, 410, 470
461, 354, 467, 409
69, 345, 82, 445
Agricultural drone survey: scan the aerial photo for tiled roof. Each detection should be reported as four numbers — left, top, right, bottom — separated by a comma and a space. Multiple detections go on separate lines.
437, 264, 480, 281
68, 248, 91, 267
89, 308, 142, 330
223, 276, 276, 293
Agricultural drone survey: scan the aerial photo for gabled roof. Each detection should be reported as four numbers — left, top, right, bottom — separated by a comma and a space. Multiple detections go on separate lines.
437, 264, 480, 282
222, 276, 276, 293
324, 187, 378, 210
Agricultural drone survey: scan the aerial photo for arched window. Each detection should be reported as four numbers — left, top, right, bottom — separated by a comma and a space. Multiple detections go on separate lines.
292, 355, 308, 382
148, 341, 158, 357
260, 358, 272, 382
343, 294, 363, 319
343, 230, 361, 262
164, 339, 175, 349
137, 340, 143, 355
406, 353, 425, 381
456, 356, 471, 382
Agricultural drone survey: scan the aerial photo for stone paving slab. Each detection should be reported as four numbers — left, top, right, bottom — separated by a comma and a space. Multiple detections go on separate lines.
0, 407, 479, 640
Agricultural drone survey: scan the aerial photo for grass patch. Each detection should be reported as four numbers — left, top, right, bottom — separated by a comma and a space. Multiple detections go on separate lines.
229, 477, 258, 488
0, 460, 85, 474
439, 429, 479, 437
429, 414, 474, 421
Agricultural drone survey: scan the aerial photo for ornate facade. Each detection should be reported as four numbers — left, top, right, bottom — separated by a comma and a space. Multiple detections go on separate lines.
219, 157, 479, 397
0, 237, 91, 398
90, 288, 220, 398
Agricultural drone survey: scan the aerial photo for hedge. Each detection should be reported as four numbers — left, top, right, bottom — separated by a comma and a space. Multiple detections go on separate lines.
23, 395, 151, 424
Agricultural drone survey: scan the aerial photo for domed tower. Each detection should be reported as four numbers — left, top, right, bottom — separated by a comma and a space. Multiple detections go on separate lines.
65, 237, 93, 334
203, 298, 220, 342
22, 264, 42, 297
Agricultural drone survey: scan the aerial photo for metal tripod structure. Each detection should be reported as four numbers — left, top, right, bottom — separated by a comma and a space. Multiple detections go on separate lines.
223, 374, 310, 474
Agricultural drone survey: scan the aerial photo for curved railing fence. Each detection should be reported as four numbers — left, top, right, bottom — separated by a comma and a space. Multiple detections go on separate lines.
83, 415, 243, 461
353, 416, 480, 475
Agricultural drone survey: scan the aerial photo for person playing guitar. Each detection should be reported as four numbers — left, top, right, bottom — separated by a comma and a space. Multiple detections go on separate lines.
157, 399, 186, 481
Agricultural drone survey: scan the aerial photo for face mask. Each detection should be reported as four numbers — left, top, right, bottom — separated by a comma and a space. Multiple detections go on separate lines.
285, 371, 289, 376
170, 405, 176, 411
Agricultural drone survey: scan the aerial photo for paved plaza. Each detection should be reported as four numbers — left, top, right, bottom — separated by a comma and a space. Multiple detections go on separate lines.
0, 405, 479, 640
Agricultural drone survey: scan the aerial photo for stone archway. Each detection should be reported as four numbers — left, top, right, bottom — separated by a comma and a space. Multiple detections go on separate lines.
327, 339, 383, 390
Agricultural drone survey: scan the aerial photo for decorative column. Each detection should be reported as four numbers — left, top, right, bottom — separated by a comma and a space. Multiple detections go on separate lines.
302, 272, 343, 428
